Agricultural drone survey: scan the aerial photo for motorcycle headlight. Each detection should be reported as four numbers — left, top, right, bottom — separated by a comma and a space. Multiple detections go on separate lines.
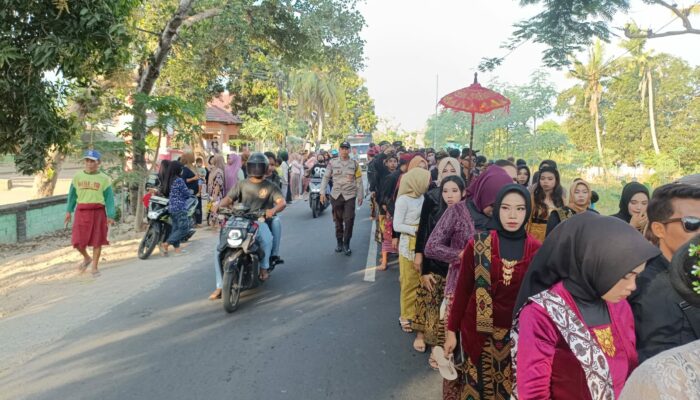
227, 230, 244, 247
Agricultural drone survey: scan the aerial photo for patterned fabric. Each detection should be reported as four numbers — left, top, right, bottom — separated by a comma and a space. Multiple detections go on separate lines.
207, 170, 225, 226
473, 232, 493, 334
593, 326, 616, 357
424, 201, 476, 296
619, 340, 700, 400
412, 273, 446, 346
512, 289, 615, 400
398, 230, 417, 260
168, 177, 190, 213
462, 327, 512, 400
381, 214, 397, 253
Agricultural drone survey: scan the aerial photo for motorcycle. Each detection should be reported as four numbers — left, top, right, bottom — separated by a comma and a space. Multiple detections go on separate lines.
308, 177, 329, 218
217, 206, 270, 313
137, 177, 198, 259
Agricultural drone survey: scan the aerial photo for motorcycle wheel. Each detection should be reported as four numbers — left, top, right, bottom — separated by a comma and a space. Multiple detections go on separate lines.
137, 224, 159, 260
222, 258, 244, 313
312, 198, 318, 218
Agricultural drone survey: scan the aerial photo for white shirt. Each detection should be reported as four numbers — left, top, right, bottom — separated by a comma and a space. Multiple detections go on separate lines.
393, 195, 424, 259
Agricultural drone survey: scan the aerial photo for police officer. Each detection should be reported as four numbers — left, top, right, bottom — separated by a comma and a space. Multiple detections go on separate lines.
320, 141, 363, 256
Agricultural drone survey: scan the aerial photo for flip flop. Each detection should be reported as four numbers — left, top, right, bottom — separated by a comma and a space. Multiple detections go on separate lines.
431, 346, 458, 381
91, 271, 101, 278
76, 258, 92, 273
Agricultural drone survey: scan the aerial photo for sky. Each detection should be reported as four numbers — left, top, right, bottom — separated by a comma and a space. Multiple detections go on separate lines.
357, 0, 700, 132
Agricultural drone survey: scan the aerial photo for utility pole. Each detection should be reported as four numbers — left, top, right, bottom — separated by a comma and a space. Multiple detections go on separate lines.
433, 74, 439, 148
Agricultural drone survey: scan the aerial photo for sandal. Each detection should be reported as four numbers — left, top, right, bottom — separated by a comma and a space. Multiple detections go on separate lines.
413, 336, 426, 353
399, 318, 413, 333
431, 346, 458, 381
91, 270, 101, 278
208, 289, 222, 300
76, 258, 92, 273
376, 264, 387, 271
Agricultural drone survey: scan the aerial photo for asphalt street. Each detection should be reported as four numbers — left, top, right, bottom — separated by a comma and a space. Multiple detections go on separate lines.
0, 199, 442, 399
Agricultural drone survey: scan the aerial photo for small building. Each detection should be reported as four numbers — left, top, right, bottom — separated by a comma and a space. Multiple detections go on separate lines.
202, 93, 243, 155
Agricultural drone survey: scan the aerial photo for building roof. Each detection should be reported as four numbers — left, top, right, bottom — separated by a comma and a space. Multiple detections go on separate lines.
205, 104, 242, 125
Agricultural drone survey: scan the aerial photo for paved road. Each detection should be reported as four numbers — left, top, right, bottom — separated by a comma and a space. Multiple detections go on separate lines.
0, 200, 441, 399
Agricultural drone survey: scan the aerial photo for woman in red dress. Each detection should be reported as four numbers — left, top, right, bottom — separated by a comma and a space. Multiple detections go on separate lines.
444, 184, 542, 399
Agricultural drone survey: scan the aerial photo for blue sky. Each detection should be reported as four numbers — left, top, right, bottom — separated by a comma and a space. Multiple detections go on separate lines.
358, 0, 700, 132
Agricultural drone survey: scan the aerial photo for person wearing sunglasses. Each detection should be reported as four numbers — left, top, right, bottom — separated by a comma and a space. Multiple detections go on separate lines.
628, 182, 700, 363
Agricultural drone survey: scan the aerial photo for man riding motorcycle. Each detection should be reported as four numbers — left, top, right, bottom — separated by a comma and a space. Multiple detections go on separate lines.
209, 153, 286, 299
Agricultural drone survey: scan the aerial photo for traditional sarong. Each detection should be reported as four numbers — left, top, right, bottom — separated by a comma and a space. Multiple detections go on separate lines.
381, 214, 397, 253
71, 203, 109, 249
462, 327, 512, 400
413, 273, 446, 346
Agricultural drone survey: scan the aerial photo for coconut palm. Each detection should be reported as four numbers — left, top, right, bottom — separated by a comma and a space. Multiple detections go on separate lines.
568, 41, 608, 159
290, 69, 345, 150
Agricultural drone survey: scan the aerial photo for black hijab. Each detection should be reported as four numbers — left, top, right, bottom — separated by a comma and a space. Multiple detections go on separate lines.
493, 184, 532, 261
611, 182, 649, 223
514, 213, 661, 319
517, 165, 531, 187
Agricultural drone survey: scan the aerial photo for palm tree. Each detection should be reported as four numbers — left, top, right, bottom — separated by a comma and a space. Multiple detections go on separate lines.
290, 69, 345, 150
568, 41, 607, 159
623, 33, 661, 154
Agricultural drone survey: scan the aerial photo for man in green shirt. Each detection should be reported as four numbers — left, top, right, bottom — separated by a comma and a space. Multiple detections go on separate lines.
64, 150, 116, 277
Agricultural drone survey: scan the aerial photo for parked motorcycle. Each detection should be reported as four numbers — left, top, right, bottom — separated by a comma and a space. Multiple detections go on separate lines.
217, 206, 270, 313
138, 187, 198, 260
308, 177, 329, 218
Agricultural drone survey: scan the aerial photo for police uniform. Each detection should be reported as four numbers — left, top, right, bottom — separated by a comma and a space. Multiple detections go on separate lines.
320, 143, 364, 254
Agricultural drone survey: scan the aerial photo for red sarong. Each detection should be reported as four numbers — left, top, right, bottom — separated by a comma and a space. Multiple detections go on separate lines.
72, 204, 109, 249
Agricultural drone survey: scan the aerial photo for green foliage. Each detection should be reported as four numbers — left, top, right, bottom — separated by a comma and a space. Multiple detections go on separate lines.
0, 0, 140, 174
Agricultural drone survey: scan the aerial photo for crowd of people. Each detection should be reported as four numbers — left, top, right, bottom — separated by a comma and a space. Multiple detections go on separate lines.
65, 141, 700, 399
364, 141, 700, 399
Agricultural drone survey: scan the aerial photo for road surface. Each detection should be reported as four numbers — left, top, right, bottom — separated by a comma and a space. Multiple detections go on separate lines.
0, 199, 442, 399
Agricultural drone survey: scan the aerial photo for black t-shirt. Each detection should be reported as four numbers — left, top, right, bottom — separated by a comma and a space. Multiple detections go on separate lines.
309, 163, 327, 179
226, 179, 284, 213
181, 167, 199, 194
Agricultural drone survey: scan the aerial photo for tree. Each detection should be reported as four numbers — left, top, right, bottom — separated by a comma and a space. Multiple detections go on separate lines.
290, 69, 346, 150
621, 33, 660, 154
0, 0, 138, 174
567, 41, 608, 159
480, 0, 700, 70
522, 70, 557, 135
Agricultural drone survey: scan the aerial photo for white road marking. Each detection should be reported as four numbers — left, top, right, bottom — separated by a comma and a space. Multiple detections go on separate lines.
363, 219, 377, 282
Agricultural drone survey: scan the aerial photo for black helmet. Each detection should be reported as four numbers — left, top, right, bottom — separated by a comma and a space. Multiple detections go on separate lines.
246, 152, 269, 178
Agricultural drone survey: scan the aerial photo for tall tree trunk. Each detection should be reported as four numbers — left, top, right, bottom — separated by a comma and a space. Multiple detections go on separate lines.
594, 106, 603, 159
33, 148, 65, 198
647, 71, 660, 154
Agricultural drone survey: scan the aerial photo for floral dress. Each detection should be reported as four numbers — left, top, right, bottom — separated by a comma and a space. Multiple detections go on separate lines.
208, 170, 225, 226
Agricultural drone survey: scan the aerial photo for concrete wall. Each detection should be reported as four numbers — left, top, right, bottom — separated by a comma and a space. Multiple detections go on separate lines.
0, 195, 68, 244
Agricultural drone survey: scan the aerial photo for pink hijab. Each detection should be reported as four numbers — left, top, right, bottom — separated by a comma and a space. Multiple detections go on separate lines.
224, 153, 242, 194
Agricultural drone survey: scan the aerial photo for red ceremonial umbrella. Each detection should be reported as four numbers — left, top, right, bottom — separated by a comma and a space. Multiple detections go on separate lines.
438, 73, 510, 159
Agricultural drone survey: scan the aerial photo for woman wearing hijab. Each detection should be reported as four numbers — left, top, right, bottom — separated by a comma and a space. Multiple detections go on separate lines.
413, 159, 463, 362
393, 168, 431, 346
511, 213, 661, 399
611, 182, 650, 233
527, 166, 565, 242
466, 165, 515, 231
443, 184, 542, 400
224, 153, 243, 195
546, 178, 598, 236
206, 155, 226, 227
619, 235, 700, 400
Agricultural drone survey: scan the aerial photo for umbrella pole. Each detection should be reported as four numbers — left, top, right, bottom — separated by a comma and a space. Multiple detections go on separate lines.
468, 112, 475, 182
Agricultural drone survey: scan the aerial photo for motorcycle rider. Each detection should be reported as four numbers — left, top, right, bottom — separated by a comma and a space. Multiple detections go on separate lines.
320, 141, 363, 255
209, 153, 286, 299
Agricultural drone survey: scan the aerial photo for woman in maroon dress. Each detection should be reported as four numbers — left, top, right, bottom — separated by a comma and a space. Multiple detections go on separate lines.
444, 184, 541, 399
511, 213, 661, 400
